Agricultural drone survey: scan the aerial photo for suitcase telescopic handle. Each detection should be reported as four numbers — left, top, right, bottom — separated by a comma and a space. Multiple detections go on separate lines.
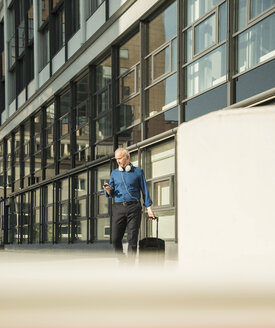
146, 216, 159, 238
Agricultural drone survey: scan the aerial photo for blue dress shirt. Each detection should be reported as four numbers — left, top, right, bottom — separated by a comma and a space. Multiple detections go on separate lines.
104, 165, 153, 208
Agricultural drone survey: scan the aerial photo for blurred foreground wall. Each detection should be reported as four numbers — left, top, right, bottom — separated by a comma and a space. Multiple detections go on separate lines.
177, 106, 275, 285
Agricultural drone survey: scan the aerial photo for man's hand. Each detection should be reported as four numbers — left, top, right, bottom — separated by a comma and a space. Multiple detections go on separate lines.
103, 184, 112, 195
147, 206, 156, 219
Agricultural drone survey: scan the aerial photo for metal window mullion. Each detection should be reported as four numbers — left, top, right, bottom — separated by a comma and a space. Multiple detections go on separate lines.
144, 70, 178, 92
19, 194, 23, 244
68, 176, 72, 243
191, 21, 195, 58
111, 46, 118, 148
64, 0, 69, 61
54, 95, 60, 175
41, 186, 44, 243
169, 175, 173, 208
216, 7, 219, 43
227, 0, 235, 106
140, 21, 146, 142
178, 0, 184, 123
30, 190, 34, 244
11, 133, 15, 192
86, 170, 89, 244
105, 0, 109, 21
90, 169, 95, 243
54, 182, 58, 243
169, 40, 173, 79
144, 36, 177, 59
118, 62, 140, 79
182, 40, 226, 68
70, 81, 75, 169
20, 125, 24, 189
135, 64, 139, 94
247, 0, 251, 23
42, 106, 47, 180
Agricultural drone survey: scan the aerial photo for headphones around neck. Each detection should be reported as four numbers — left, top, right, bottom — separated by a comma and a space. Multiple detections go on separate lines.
118, 164, 131, 172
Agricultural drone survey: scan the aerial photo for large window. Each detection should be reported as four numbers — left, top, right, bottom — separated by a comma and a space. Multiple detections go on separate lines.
186, 0, 221, 25
94, 57, 113, 158
6, 136, 12, 196
236, 0, 275, 30
145, 2, 177, 118
53, 4, 65, 55
72, 172, 88, 242
93, 164, 110, 241
44, 184, 54, 243
57, 178, 69, 243
67, 0, 80, 38
236, 13, 275, 74
14, 129, 21, 190
58, 91, 71, 174
0, 22, 5, 82
23, 120, 31, 188
40, 28, 50, 71
12, 196, 20, 243
143, 139, 176, 240
0, 142, 4, 199
21, 193, 31, 244
38, 0, 50, 70
7, 6, 15, 69
17, 0, 25, 57
117, 32, 141, 132
0, 22, 4, 116
33, 188, 41, 243
74, 75, 90, 167
44, 103, 55, 180
33, 111, 43, 183
0, 200, 4, 244
38, 0, 50, 27
27, 0, 34, 43
183, 1, 227, 99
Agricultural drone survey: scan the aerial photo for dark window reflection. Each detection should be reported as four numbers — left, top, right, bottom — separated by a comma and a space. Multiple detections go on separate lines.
117, 125, 141, 148
146, 107, 178, 139
146, 73, 177, 117
184, 84, 227, 121
94, 137, 113, 159
235, 60, 275, 103
148, 1, 177, 54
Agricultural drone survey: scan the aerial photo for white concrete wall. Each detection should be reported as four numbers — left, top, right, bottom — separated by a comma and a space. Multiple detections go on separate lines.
86, 2, 106, 40
68, 29, 82, 59
52, 47, 65, 75
177, 106, 275, 286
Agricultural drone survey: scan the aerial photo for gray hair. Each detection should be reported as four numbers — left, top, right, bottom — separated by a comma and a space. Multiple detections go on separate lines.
115, 148, 130, 158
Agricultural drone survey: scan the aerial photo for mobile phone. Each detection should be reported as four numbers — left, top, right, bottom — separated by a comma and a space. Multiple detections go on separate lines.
103, 183, 112, 189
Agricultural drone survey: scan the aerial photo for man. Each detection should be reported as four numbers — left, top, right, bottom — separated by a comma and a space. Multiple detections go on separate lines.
104, 148, 155, 257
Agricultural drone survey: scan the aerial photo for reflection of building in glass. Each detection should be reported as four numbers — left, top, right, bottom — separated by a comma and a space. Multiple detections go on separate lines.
0, 0, 274, 258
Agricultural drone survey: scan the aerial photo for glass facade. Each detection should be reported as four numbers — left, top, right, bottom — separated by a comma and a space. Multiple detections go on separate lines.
0, 0, 274, 248
183, 1, 227, 101
144, 140, 176, 240
93, 164, 110, 241
236, 14, 275, 73
118, 32, 141, 132
145, 2, 178, 118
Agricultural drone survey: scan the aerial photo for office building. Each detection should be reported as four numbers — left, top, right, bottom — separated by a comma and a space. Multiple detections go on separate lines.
0, 0, 274, 256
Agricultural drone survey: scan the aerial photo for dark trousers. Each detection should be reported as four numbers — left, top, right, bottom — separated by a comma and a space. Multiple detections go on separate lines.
112, 202, 142, 256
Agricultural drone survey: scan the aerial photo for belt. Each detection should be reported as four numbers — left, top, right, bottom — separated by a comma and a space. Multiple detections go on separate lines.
114, 200, 139, 206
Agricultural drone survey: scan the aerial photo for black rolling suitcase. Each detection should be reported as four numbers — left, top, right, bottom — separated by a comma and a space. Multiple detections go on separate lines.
139, 217, 165, 261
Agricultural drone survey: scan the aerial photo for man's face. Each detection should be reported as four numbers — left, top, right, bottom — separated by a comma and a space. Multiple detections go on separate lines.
115, 151, 129, 168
